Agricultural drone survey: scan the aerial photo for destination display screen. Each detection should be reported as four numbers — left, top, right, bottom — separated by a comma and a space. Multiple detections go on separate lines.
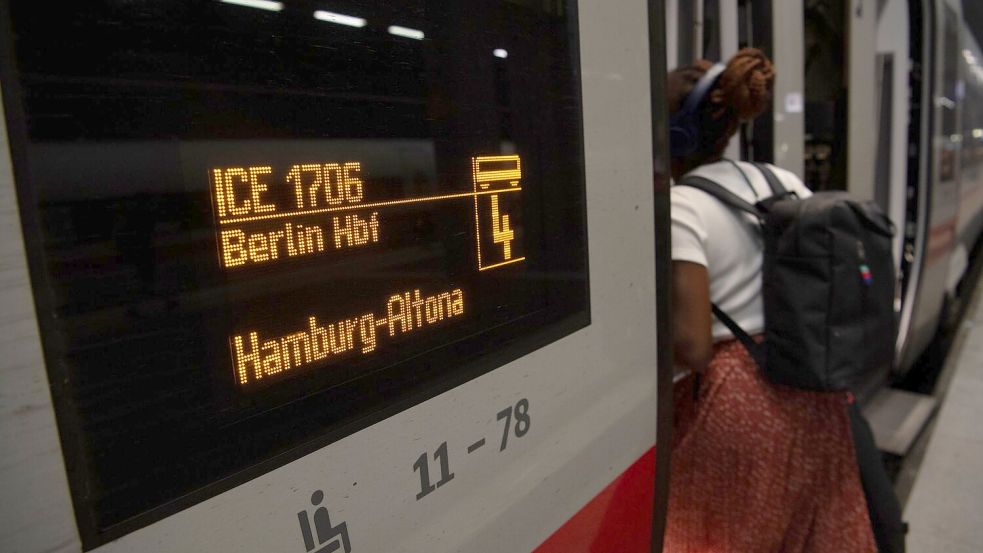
208, 153, 524, 389
1, 0, 588, 546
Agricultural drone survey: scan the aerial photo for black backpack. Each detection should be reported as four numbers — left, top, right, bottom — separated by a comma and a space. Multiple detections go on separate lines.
679, 163, 896, 391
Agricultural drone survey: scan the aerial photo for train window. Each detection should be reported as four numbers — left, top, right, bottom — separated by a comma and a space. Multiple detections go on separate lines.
804, 0, 847, 191
735, 0, 773, 162
940, 5, 960, 182
874, 54, 895, 213
0, 0, 588, 546
702, 0, 721, 62
961, 40, 983, 171
677, 0, 696, 64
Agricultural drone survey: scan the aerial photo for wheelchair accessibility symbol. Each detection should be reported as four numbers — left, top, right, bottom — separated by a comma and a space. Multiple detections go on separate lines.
297, 490, 352, 553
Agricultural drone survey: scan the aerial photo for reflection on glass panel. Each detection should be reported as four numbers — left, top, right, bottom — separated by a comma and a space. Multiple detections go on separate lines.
804, 0, 847, 191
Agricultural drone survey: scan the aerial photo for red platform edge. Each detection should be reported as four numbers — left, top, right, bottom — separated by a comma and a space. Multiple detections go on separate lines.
533, 447, 656, 553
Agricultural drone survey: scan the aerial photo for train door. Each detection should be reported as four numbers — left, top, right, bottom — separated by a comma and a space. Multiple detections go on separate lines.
0, 1, 672, 552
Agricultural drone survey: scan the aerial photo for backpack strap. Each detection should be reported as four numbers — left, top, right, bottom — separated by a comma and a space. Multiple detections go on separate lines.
751, 162, 788, 197
677, 171, 767, 368
676, 175, 764, 222
711, 304, 767, 370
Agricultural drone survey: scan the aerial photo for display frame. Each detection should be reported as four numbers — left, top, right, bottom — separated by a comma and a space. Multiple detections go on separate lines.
0, 1, 591, 548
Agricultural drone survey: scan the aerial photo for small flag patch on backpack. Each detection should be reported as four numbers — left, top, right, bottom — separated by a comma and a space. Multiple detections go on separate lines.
859, 263, 872, 286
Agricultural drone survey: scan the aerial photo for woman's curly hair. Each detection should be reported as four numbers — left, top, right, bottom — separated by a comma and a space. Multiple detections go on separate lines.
668, 48, 776, 158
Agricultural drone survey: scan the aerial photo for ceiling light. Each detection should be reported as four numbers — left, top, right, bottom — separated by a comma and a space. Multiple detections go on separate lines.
388, 25, 425, 40
219, 0, 283, 12
314, 10, 366, 27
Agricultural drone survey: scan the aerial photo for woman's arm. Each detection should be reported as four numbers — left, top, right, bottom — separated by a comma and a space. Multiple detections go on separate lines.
672, 260, 713, 373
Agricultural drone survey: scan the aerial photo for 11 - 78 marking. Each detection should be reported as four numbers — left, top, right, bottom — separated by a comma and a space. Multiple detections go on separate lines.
413, 398, 532, 501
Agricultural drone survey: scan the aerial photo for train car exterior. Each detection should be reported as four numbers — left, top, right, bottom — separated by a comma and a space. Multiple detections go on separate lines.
5, 0, 983, 552
0, 1, 672, 551
893, 0, 983, 374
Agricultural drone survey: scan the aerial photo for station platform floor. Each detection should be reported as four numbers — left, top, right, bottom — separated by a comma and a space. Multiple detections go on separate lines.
903, 275, 983, 552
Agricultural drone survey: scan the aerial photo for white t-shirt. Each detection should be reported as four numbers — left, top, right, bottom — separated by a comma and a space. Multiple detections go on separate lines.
670, 160, 812, 341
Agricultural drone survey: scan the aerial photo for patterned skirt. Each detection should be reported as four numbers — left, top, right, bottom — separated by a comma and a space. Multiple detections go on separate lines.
665, 338, 877, 553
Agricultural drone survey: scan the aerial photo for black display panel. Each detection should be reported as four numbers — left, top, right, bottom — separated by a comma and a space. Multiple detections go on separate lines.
0, 0, 588, 547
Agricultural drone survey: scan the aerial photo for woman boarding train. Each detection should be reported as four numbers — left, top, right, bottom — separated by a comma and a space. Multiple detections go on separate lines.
664, 48, 903, 552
